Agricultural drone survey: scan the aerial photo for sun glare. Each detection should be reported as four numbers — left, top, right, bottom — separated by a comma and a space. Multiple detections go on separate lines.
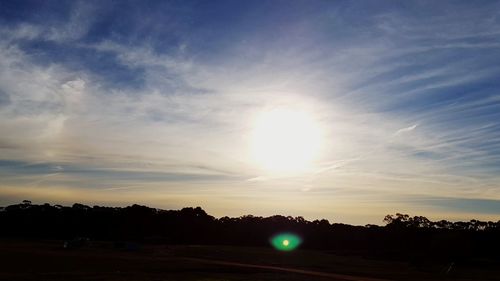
251, 108, 322, 174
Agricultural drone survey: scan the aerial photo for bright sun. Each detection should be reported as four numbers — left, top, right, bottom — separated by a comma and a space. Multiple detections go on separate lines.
251, 108, 322, 173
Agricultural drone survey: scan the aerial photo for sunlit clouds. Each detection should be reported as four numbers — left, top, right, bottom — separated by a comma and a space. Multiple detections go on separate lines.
0, 1, 500, 224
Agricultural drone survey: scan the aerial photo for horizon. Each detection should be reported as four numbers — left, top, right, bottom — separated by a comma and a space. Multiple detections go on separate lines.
4, 200, 500, 227
1, 1, 500, 225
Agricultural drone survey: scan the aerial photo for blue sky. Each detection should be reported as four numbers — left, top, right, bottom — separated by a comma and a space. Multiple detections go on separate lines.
1, 0, 500, 224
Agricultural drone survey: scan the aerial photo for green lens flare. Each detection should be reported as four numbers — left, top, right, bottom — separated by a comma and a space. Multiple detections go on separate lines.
270, 233, 301, 251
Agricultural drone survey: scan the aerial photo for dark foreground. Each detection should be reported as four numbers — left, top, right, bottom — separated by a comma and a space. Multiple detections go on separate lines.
1, 240, 499, 281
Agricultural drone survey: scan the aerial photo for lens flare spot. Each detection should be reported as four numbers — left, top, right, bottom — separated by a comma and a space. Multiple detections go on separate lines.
270, 233, 301, 251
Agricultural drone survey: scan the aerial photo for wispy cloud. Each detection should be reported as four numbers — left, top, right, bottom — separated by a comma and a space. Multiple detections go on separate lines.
0, 1, 499, 224
394, 124, 418, 136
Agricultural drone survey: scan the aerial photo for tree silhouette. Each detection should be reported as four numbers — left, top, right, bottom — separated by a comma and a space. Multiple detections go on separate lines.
0, 201, 499, 263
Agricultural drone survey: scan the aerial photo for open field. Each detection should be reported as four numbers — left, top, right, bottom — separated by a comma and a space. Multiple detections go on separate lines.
0, 240, 499, 281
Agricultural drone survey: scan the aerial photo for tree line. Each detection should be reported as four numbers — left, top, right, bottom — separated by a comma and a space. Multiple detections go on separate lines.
1, 200, 499, 262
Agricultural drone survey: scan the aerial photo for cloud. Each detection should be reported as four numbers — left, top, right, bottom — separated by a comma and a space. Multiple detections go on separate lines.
0, 89, 10, 107
395, 124, 418, 136
0, 1, 500, 223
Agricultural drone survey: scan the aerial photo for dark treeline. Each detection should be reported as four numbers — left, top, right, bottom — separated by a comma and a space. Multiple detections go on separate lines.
1, 200, 500, 263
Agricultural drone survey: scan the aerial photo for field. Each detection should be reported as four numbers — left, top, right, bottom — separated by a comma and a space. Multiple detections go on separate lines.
0, 240, 499, 281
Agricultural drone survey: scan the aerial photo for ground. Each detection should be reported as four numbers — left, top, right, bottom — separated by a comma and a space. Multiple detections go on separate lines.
0, 240, 498, 281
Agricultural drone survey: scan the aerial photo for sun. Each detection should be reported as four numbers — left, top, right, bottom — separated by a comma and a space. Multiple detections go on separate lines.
251, 108, 322, 173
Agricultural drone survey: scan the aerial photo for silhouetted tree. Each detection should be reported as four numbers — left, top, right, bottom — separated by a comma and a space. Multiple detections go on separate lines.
1, 202, 499, 263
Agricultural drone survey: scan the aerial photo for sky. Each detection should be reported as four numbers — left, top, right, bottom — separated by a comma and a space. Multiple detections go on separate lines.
1, 0, 500, 224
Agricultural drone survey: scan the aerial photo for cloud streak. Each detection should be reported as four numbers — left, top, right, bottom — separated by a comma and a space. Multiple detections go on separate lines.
0, 1, 499, 224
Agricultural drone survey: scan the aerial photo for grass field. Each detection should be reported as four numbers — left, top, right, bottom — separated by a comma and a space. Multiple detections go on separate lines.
0, 240, 498, 281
